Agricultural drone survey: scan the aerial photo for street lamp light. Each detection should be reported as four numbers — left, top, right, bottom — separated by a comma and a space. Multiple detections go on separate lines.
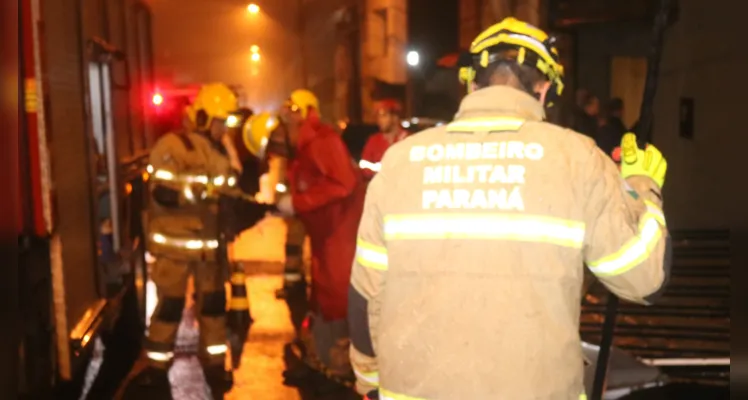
251, 52, 261, 62
247, 3, 260, 14
405, 50, 420, 118
406, 50, 420, 67
250, 45, 260, 53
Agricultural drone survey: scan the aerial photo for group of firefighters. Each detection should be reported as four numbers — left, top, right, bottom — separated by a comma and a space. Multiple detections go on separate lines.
136, 16, 671, 400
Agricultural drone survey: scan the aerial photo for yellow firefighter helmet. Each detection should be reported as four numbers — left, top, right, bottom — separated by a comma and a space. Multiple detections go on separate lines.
459, 17, 564, 101
188, 83, 239, 129
288, 89, 319, 119
242, 112, 277, 159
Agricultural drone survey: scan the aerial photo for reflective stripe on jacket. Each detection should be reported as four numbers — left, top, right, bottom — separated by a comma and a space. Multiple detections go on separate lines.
147, 131, 233, 261
348, 86, 670, 399
360, 131, 408, 180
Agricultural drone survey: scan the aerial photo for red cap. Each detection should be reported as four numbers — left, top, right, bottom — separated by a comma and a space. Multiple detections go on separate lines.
375, 99, 403, 115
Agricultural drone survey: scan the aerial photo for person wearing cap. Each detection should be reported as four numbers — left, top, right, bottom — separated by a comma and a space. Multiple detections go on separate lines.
348, 17, 671, 399
359, 99, 409, 181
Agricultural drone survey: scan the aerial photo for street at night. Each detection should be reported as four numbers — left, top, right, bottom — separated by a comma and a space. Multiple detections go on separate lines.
6, 0, 741, 399
112, 219, 361, 400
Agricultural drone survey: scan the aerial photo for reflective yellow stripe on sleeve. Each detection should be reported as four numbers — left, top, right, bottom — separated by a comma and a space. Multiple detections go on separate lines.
151, 233, 219, 250
353, 368, 379, 387
146, 351, 174, 362
147, 165, 236, 187
380, 389, 426, 400
384, 213, 586, 248
359, 159, 382, 172
356, 238, 388, 271
446, 116, 525, 132
587, 212, 664, 277
644, 200, 666, 226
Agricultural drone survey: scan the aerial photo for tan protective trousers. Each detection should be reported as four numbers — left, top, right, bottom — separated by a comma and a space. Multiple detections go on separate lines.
145, 257, 227, 368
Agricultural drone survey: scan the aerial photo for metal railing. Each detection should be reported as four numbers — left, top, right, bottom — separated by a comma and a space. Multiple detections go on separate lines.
581, 229, 730, 386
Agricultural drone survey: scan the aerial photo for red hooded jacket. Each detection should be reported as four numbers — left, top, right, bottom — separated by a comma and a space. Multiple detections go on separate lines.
288, 118, 366, 321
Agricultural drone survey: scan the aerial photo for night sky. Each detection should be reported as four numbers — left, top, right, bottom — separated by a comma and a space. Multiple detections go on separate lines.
408, 0, 459, 68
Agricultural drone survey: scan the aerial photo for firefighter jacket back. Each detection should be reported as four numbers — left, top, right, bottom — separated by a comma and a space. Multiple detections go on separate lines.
348, 86, 672, 399
147, 131, 235, 261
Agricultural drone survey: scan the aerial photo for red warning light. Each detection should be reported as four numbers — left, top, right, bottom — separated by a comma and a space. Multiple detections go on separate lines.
152, 93, 164, 106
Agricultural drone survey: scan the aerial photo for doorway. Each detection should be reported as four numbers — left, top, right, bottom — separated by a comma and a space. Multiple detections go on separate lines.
609, 56, 647, 128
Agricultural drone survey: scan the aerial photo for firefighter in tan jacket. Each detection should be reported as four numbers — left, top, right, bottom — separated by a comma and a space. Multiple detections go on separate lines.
348, 18, 670, 400
141, 83, 243, 398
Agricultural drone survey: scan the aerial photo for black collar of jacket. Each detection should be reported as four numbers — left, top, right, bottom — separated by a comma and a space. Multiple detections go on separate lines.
454, 86, 545, 122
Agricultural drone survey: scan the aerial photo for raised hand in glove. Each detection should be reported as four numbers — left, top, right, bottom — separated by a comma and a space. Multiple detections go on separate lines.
616, 133, 667, 188
275, 193, 295, 218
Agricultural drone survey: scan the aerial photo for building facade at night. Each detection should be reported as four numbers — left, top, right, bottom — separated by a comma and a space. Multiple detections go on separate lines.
148, 0, 748, 230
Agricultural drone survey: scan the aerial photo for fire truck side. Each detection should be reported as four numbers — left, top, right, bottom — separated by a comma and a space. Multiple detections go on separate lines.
18, 0, 157, 396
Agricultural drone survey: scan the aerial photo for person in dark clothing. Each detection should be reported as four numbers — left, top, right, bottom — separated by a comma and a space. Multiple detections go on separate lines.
572, 92, 599, 138
596, 98, 627, 158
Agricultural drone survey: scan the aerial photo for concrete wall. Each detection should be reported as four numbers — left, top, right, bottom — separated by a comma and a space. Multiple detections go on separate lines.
361, 0, 408, 122
649, 0, 747, 230
301, 0, 353, 122
576, 1, 747, 230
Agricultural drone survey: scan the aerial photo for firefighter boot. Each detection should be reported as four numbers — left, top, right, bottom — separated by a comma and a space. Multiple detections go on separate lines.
312, 373, 348, 396
130, 365, 173, 399
204, 365, 233, 399
282, 363, 317, 388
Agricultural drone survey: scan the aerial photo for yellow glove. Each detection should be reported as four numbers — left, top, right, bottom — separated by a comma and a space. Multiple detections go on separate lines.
620, 133, 667, 188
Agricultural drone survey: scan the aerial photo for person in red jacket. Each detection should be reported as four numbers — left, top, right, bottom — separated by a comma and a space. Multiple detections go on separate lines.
359, 99, 409, 181
275, 89, 366, 392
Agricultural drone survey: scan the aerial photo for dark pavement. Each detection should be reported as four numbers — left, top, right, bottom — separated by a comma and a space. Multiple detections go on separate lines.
116, 274, 359, 400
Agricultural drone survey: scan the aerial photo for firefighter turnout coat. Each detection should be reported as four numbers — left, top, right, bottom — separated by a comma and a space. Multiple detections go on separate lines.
288, 117, 367, 321
145, 130, 236, 365
348, 86, 671, 399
